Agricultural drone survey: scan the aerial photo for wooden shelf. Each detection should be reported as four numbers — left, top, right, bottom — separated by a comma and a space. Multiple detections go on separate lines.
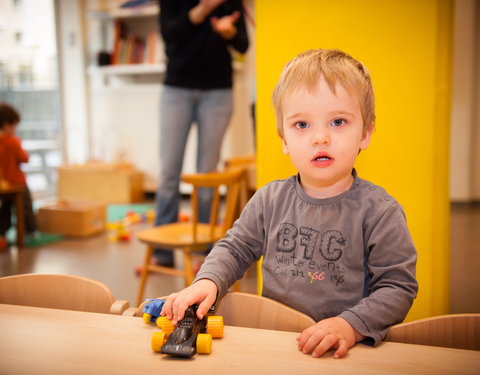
88, 4, 159, 20
87, 63, 166, 76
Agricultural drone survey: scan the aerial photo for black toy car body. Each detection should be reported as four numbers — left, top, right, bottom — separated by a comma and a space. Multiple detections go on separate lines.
151, 305, 223, 357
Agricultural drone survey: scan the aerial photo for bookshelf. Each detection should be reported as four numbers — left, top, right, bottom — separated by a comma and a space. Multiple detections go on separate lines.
88, 3, 159, 19
87, 2, 164, 76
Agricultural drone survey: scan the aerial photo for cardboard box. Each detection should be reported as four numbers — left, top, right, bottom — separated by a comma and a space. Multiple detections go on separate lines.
57, 163, 144, 204
37, 200, 106, 237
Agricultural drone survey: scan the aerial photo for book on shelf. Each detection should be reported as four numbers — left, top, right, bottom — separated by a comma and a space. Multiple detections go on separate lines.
110, 20, 162, 65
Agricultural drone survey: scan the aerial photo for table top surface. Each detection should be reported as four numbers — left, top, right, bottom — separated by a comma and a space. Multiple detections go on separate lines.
1, 304, 479, 375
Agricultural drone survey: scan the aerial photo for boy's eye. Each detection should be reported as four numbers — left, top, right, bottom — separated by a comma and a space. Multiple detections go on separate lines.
331, 118, 345, 127
295, 121, 309, 129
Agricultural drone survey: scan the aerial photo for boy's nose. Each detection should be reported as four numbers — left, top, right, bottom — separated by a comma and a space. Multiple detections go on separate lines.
311, 127, 330, 145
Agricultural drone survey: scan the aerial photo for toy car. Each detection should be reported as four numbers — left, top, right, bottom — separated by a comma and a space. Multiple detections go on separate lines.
151, 305, 224, 357
142, 298, 165, 325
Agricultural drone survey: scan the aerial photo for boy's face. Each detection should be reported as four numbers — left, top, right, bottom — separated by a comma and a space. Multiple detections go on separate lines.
1, 122, 18, 135
281, 76, 372, 198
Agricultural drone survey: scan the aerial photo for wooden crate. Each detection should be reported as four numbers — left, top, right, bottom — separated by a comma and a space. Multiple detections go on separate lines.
57, 163, 144, 204
37, 199, 106, 237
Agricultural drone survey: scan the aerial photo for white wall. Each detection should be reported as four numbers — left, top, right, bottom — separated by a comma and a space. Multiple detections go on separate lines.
56, 0, 90, 164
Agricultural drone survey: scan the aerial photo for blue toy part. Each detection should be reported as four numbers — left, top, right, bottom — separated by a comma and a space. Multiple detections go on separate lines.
142, 298, 165, 324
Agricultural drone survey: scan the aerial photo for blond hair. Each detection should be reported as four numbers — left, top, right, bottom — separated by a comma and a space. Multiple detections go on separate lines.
272, 49, 375, 138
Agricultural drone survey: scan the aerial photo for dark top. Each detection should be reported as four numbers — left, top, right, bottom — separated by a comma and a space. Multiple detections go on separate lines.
159, 0, 249, 89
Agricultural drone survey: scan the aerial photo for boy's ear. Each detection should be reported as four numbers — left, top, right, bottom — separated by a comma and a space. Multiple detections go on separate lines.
360, 124, 374, 150
281, 138, 289, 155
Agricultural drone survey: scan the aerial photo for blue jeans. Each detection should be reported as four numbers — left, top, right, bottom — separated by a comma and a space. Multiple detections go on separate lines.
154, 85, 233, 262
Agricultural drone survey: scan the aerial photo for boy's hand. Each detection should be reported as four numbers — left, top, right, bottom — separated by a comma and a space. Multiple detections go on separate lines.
160, 279, 218, 325
296, 317, 364, 359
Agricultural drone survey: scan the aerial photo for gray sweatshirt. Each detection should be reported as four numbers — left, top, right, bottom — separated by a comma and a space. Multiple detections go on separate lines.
195, 171, 418, 344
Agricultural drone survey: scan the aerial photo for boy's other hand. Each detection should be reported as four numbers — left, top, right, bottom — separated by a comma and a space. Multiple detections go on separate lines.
160, 279, 218, 325
296, 317, 364, 359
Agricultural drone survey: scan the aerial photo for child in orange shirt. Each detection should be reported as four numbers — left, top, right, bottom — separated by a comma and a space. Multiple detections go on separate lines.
0, 103, 37, 250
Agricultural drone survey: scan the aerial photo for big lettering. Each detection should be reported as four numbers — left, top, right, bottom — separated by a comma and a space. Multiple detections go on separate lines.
319, 230, 345, 261
276, 223, 345, 261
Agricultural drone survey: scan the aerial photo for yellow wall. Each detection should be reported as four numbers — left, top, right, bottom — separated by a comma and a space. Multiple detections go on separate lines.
255, 0, 453, 320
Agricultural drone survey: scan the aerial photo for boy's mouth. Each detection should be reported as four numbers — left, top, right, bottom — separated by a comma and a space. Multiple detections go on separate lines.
312, 152, 333, 162
311, 152, 333, 167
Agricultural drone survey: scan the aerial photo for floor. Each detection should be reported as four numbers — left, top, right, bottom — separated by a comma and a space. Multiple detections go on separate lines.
0, 202, 258, 308
0, 202, 478, 313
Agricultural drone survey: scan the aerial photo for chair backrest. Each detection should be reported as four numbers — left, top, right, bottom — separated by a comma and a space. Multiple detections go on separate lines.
0, 273, 116, 314
182, 167, 246, 243
215, 292, 315, 333
132, 292, 315, 333
385, 313, 480, 350
225, 155, 256, 214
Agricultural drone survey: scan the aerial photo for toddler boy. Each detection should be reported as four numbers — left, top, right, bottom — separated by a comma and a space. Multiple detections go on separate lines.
0, 103, 37, 250
161, 49, 418, 358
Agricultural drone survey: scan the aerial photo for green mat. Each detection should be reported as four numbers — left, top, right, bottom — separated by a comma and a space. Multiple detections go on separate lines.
107, 203, 154, 222
6, 230, 64, 247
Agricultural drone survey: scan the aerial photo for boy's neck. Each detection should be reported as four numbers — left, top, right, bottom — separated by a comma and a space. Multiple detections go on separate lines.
299, 172, 354, 199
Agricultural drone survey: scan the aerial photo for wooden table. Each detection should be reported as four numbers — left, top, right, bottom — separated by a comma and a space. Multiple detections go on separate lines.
1, 304, 479, 375
0, 186, 25, 247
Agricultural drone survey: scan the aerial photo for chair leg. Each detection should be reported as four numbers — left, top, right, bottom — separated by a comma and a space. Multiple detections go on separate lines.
137, 245, 153, 307
183, 251, 195, 286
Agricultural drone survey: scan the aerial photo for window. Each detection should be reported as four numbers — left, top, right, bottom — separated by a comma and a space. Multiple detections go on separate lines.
0, 0, 62, 197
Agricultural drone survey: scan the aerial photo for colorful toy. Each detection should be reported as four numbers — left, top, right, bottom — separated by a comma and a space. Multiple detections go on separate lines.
107, 221, 131, 242
151, 305, 224, 357
142, 298, 165, 325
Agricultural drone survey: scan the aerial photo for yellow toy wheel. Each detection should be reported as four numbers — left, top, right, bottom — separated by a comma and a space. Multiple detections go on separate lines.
142, 313, 152, 324
156, 316, 175, 334
151, 332, 167, 352
207, 316, 224, 338
196, 333, 212, 354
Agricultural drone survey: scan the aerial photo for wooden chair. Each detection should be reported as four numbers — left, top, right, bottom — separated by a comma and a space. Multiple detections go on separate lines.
136, 167, 247, 306
215, 292, 315, 333
385, 313, 480, 350
129, 292, 315, 333
225, 155, 256, 215
0, 273, 130, 314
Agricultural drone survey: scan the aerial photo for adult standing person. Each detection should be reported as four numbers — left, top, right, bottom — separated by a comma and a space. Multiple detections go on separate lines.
154, 0, 249, 266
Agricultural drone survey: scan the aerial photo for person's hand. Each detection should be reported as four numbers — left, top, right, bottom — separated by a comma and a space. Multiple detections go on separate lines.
189, 0, 226, 25
160, 279, 218, 325
210, 11, 240, 39
296, 317, 364, 359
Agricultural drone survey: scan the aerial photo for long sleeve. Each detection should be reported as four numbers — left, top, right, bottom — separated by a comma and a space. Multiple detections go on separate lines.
225, 0, 248, 54
338, 203, 418, 344
194, 189, 265, 297
13, 137, 29, 163
0, 135, 28, 185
